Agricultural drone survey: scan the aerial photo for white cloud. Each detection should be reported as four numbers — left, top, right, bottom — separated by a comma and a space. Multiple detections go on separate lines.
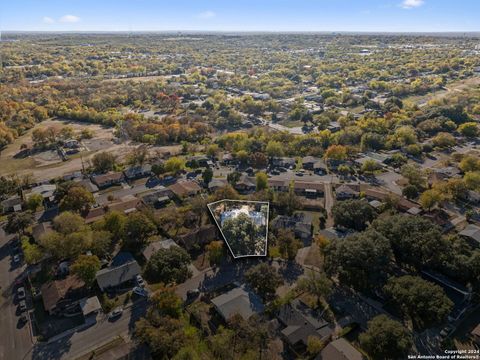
59, 14, 81, 23
401, 0, 425, 9
42, 16, 55, 24
197, 10, 216, 19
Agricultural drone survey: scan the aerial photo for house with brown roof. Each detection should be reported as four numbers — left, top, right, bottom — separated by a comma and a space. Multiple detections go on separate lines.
41, 275, 86, 315
91, 172, 125, 189
168, 180, 202, 198
234, 175, 256, 194
293, 181, 324, 198
316, 338, 364, 360
84, 196, 144, 224
268, 179, 289, 192
335, 184, 360, 200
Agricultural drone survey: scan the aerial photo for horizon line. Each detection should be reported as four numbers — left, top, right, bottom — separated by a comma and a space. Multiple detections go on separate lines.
2, 30, 480, 35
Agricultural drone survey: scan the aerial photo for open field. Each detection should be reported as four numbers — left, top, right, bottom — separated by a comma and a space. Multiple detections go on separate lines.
405, 76, 480, 107
0, 118, 181, 181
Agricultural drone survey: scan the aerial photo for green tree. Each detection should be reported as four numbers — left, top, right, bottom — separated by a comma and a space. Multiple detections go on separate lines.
384, 275, 453, 329
134, 286, 186, 358
26, 193, 43, 212
165, 157, 186, 174
206, 241, 224, 266
256, 172, 268, 191
71, 255, 101, 287
325, 229, 392, 290
222, 213, 264, 257
359, 315, 412, 360
100, 211, 127, 241
276, 183, 302, 215
307, 336, 325, 357
124, 212, 156, 247
135, 316, 185, 359
202, 167, 213, 185
402, 184, 419, 200
332, 199, 376, 231
401, 164, 425, 188
53, 211, 86, 234
144, 247, 191, 284
266, 141, 284, 158
464, 171, 480, 190
298, 271, 332, 309
5, 211, 34, 235
59, 185, 95, 214
149, 285, 183, 318
432, 132, 455, 149
372, 214, 447, 268
21, 236, 44, 264
419, 189, 442, 210
459, 155, 480, 173
276, 229, 301, 260
361, 159, 380, 175
245, 263, 283, 301
458, 122, 479, 138
92, 152, 116, 173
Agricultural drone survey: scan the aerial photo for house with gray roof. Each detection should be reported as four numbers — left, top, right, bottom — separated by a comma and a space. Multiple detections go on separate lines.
142, 239, 178, 261
277, 298, 334, 355
96, 252, 141, 291
211, 285, 264, 322
459, 224, 480, 248
271, 212, 313, 242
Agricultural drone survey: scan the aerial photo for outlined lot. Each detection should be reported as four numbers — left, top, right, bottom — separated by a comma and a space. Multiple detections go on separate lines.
207, 200, 269, 258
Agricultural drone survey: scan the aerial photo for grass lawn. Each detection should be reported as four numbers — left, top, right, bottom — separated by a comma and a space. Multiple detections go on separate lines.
278, 119, 304, 128
1, 156, 36, 175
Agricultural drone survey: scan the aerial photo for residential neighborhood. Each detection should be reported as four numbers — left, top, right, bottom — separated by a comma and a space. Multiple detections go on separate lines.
1, 2, 480, 359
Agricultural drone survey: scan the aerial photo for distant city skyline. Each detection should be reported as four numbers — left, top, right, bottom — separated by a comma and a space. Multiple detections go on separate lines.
1, 0, 479, 32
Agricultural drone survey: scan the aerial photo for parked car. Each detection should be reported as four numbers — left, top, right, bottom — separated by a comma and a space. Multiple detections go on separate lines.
108, 307, 123, 320
187, 289, 200, 299
18, 300, 27, 312
295, 172, 304, 176
440, 325, 455, 339
13, 254, 21, 263
136, 274, 145, 287
270, 170, 280, 175
133, 286, 148, 297
17, 287, 26, 300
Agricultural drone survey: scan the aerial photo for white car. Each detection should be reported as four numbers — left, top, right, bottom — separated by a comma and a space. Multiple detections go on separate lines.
13, 254, 21, 263
108, 307, 123, 319
19, 300, 27, 312
17, 287, 26, 300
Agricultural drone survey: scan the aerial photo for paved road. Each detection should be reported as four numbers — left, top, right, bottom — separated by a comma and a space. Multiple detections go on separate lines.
0, 227, 33, 360
31, 300, 147, 360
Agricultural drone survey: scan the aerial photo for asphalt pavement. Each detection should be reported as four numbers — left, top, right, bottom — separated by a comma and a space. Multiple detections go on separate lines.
0, 227, 34, 360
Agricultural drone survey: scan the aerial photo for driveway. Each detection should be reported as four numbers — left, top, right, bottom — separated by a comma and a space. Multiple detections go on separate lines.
323, 181, 335, 227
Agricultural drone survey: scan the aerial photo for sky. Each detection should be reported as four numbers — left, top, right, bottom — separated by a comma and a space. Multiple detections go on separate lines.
1, 0, 479, 32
